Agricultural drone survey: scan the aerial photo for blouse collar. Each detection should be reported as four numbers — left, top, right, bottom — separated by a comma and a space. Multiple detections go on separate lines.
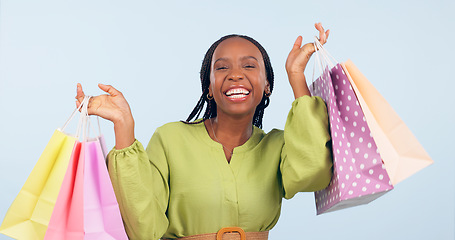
194, 119, 264, 153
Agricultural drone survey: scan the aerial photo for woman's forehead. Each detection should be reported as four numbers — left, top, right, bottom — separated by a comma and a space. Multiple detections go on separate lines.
212, 37, 263, 60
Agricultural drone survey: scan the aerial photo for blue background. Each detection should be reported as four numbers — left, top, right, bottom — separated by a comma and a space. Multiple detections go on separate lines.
1, 0, 453, 239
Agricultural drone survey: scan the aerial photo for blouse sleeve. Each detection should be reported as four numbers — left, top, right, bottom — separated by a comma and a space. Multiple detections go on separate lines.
107, 128, 170, 240
280, 95, 333, 199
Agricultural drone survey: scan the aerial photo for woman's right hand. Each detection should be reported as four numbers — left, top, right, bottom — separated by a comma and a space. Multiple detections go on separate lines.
76, 83, 135, 149
76, 83, 133, 124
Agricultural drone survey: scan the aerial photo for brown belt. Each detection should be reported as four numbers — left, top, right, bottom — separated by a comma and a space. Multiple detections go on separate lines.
163, 227, 269, 240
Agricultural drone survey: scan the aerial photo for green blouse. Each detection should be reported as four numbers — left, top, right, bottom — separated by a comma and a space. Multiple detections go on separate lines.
107, 96, 332, 240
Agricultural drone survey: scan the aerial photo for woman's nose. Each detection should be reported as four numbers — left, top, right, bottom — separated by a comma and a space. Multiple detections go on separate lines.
228, 68, 244, 81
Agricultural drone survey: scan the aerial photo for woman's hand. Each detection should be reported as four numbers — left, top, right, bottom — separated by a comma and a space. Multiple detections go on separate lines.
285, 23, 330, 99
286, 23, 329, 74
76, 83, 135, 149
76, 83, 133, 124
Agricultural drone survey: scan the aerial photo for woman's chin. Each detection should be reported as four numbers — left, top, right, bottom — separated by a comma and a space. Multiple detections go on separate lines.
217, 107, 257, 119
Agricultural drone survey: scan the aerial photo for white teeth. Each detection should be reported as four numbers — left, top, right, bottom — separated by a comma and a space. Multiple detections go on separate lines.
226, 88, 250, 96
228, 94, 248, 99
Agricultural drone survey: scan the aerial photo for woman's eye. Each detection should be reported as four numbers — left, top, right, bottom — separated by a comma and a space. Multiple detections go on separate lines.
215, 66, 228, 70
244, 64, 256, 68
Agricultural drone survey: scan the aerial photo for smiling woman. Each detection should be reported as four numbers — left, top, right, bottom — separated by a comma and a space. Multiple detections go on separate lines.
76, 23, 332, 240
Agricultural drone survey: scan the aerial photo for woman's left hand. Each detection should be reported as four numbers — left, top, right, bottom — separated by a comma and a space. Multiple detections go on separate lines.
285, 23, 329, 99
286, 23, 329, 74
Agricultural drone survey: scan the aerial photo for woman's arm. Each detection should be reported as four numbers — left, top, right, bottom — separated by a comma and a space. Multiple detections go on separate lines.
108, 131, 170, 239
279, 23, 333, 199
280, 96, 332, 199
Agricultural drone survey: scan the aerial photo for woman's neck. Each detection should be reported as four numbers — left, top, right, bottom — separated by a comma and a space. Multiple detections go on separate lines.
205, 112, 254, 162
212, 114, 253, 146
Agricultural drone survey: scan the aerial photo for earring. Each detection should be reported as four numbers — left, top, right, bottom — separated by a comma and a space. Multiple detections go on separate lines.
264, 91, 271, 97
207, 93, 214, 100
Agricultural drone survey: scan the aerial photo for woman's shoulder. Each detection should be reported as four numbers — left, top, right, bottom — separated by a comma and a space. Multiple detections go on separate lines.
157, 120, 201, 131
154, 120, 205, 139
267, 128, 284, 139
254, 127, 284, 146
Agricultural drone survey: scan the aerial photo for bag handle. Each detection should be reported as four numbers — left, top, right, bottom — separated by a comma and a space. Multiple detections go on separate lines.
313, 36, 337, 67
312, 38, 328, 85
311, 37, 339, 89
312, 41, 321, 83
60, 96, 102, 141
81, 96, 91, 141
60, 96, 90, 138
61, 97, 87, 132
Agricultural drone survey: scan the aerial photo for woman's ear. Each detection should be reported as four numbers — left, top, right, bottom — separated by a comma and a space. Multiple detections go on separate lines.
207, 84, 214, 99
264, 81, 271, 97
265, 81, 271, 94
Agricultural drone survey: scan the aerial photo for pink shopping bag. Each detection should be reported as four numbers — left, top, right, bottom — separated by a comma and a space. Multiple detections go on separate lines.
83, 135, 128, 239
310, 63, 393, 214
44, 141, 85, 240
44, 96, 128, 239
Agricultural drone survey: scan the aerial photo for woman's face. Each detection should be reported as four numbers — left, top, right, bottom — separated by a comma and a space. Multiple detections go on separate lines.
209, 37, 269, 119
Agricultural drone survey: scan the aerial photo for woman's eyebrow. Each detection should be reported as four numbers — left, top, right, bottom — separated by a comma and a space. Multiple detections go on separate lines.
214, 56, 258, 64
241, 56, 258, 62
214, 57, 228, 64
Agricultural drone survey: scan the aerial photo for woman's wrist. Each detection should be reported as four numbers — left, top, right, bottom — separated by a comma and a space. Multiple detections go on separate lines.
287, 72, 310, 99
113, 114, 135, 149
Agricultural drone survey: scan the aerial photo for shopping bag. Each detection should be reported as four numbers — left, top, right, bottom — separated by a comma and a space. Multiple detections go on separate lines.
0, 130, 77, 238
309, 39, 393, 214
43, 141, 85, 240
341, 60, 433, 185
83, 135, 127, 239
44, 96, 128, 239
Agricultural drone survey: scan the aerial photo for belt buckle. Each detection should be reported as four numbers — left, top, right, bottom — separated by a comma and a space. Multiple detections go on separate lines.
216, 227, 246, 240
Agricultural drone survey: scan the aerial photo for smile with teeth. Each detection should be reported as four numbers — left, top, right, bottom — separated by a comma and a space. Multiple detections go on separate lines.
225, 88, 250, 99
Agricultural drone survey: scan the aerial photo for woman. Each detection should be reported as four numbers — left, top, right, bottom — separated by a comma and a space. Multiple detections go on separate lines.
76, 23, 332, 240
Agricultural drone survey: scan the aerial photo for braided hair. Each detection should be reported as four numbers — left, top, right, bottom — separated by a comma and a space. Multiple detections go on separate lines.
184, 34, 274, 129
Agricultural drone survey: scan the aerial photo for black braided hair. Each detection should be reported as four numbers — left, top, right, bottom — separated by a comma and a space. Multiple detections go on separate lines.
184, 34, 274, 129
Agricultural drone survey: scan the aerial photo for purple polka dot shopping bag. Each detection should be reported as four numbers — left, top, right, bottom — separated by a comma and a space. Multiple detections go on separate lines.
309, 38, 433, 214
309, 39, 393, 214
310, 64, 394, 214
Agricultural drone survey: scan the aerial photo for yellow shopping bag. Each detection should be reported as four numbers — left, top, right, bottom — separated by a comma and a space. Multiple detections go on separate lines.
341, 60, 433, 184
0, 130, 76, 239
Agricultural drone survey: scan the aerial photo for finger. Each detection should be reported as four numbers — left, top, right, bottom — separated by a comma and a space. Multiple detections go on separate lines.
292, 36, 303, 50
322, 29, 330, 45
80, 97, 100, 116
316, 23, 329, 45
315, 22, 324, 33
76, 83, 85, 103
86, 97, 96, 115
317, 24, 327, 44
98, 83, 122, 97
